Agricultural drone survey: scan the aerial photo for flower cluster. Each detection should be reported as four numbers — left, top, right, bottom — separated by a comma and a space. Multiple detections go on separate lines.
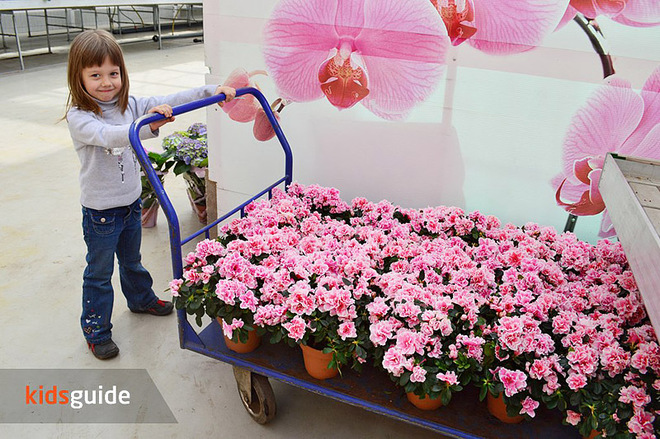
162, 123, 208, 169
161, 123, 208, 218
171, 183, 659, 436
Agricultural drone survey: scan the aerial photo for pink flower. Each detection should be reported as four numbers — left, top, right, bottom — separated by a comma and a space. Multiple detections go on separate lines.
287, 283, 316, 315
410, 366, 428, 383
631, 342, 660, 374
601, 345, 631, 377
553, 67, 660, 237
238, 290, 259, 313
497, 368, 528, 397
619, 385, 651, 409
338, 321, 358, 340
565, 410, 582, 426
222, 318, 245, 339
436, 370, 459, 386
263, 0, 448, 120
628, 410, 655, 436
215, 279, 247, 306
567, 345, 599, 376
563, 0, 660, 27
221, 68, 264, 122
370, 320, 396, 346
283, 316, 307, 342
432, 0, 571, 54
396, 329, 425, 356
566, 373, 588, 390
382, 347, 408, 376
168, 279, 183, 297
519, 396, 540, 418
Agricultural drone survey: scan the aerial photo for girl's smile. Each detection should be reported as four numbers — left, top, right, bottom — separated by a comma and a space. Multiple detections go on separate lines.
81, 57, 122, 102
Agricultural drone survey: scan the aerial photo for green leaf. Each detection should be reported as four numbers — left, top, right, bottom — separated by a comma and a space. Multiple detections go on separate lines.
569, 392, 581, 406
441, 389, 451, 406
270, 330, 283, 344
557, 398, 567, 412
479, 385, 488, 402
173, 161, 191, 176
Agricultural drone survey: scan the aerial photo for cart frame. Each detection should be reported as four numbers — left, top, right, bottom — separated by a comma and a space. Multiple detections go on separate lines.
128, 87, 578, 438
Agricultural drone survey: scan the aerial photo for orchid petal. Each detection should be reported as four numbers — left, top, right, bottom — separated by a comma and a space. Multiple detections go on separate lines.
556, 185, 606, 215
468, 0, 570, 54
630, 124, 660, 160
263, 0, 340, 101
222, 68, 261, 122
253, 108, 279, 141
574, 157, 594, 185
357, 0, 448, 119
551, 173, 587, 202
621, 66, 660, 152
587, 168, 604, 206
226, 97, 260, 123
598, 210, 616, 238
334, 0, 365, 39
560, 76, 643, 176
570, 0, 600, 17
612, 0, 660, 26
556, 5, 579, 29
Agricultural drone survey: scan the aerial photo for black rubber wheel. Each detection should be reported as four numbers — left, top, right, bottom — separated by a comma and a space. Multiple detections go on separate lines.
236, 373, 277, 424
152, 35, 159, 42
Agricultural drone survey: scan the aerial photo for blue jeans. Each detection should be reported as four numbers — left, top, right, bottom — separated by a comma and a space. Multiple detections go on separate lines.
81, 198, 159, 344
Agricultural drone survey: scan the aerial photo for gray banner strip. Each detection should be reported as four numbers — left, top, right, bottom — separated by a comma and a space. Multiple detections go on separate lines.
0, 369, 177, 423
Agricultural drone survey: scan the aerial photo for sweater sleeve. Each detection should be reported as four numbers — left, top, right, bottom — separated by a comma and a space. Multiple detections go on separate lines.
67, 107, 156, 150
132, 85, 218, 118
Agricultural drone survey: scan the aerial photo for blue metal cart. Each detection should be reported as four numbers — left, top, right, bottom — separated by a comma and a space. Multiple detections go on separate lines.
128, 88, 579, 438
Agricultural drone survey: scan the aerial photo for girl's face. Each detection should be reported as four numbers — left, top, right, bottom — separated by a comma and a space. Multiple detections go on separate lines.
81, 57, 122, 102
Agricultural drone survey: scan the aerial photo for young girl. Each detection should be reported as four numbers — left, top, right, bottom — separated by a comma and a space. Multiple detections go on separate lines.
66, 29, 235, 360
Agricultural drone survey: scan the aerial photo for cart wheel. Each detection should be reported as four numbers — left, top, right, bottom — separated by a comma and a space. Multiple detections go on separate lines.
235, 371, 277, 424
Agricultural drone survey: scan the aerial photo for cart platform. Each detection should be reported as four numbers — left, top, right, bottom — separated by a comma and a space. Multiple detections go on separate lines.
129, 88, 580, 438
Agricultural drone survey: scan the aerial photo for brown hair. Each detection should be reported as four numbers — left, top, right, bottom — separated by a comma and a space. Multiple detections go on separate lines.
65, 30, 130, 116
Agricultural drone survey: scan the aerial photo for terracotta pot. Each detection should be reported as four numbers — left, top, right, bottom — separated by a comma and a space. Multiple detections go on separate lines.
584, 430, 601, 439
487, 393, 523, 424
300, 344, 339, 380
141, 202, 159, 227
186, 191, 207, 224
406, 391, 443, 411
219, 319, 261, 353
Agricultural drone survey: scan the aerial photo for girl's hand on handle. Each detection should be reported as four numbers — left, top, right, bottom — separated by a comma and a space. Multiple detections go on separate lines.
215, 86, 236, 107
148, 104, 175, 132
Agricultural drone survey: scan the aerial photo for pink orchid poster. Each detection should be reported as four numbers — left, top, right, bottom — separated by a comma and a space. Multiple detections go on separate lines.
203, 0, 659, 244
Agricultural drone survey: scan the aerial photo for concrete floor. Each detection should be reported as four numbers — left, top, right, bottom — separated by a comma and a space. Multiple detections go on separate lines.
0, 36, 442, 438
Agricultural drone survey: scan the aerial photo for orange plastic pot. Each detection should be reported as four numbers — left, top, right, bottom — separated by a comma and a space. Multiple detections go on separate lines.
219, 319, 261, 353
487, 393, 523, 424
300, 344, 339, 380
406, 392, 443, 411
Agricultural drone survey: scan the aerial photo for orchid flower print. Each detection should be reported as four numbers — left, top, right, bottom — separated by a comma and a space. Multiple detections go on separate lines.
263, 0, 449, 120
220, 68, 281, 141
553, 66, 660, 237
562, 0, 660, 27
431, 0, 571, 54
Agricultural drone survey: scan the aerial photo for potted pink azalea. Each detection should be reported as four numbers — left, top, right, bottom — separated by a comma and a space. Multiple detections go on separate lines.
167, 182, 659, 436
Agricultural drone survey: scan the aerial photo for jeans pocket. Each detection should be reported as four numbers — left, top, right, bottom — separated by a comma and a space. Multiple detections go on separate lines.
132, 200, 143, 222
90, 212, 116, 235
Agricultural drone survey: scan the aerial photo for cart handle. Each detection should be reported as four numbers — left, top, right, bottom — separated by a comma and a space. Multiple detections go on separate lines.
128, 87, 293, 280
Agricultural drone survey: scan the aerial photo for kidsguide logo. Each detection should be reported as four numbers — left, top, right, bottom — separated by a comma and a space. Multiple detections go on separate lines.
25, 384, 131, 409
1, 369, 176, 423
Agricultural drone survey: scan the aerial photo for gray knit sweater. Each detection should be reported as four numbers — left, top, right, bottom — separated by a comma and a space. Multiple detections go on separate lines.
67, 85, 217, 210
